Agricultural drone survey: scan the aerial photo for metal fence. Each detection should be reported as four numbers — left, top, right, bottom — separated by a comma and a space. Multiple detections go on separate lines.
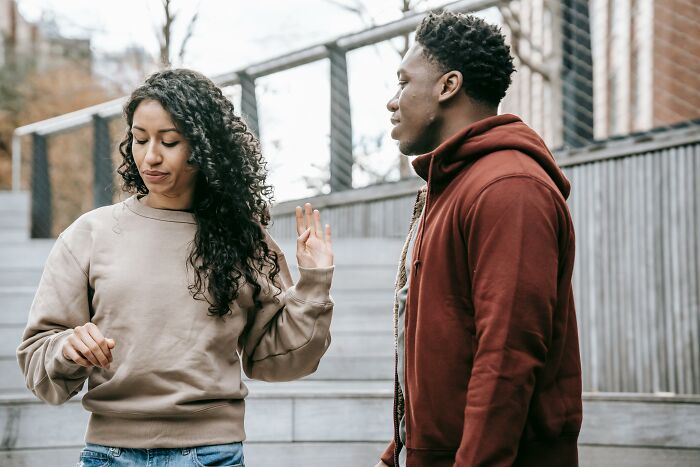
8, 0, 700, 237
270, 124, 700, 394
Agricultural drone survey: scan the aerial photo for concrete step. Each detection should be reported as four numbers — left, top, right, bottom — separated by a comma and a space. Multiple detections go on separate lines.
0, 240, 54, 268
0, 325, 24, 357
0, 287, 37, 326
0, 381, 394, 450
0, 191, 30, 233
0, 268, 43, 288
0, 228, 30, 243
303, 355, 393, 381
3, 445, 700, 467
1, 388, 699, 466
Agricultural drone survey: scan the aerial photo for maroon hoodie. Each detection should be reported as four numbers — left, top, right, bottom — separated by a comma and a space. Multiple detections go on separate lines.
381, 114, 582, 466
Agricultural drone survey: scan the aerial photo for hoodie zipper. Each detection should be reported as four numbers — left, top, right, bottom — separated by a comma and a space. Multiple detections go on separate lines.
392, 187, 427, 466
412, 155, 434, 275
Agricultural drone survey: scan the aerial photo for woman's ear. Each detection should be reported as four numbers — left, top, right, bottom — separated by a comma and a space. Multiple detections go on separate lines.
438, 71, 463, 103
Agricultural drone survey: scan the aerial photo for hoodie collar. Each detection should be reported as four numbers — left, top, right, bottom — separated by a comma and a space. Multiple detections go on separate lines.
411, 114, 571, 199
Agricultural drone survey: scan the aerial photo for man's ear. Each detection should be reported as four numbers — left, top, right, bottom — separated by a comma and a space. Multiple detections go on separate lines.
438, 71, 463, 103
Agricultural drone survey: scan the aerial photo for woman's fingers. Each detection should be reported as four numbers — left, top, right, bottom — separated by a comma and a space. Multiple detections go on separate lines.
305, 203, 314, 235
86, 323, 112, 363
297, 227, 311, 246
69, 333, 100, 368
63, 344, 92, 368
325, 224, 332, 245
295, 206, 304, 236
313, 210, 323, 238
74, 325, 110, 368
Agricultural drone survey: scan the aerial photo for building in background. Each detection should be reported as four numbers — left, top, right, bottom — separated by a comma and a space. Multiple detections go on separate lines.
0, 0, 91, 70
498, 0, 700, 148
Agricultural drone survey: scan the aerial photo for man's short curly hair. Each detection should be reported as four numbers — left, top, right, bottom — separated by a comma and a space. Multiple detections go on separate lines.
416, 11, 515, 106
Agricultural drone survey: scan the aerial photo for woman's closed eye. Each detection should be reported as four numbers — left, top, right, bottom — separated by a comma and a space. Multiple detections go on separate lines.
133, 139, 180, 148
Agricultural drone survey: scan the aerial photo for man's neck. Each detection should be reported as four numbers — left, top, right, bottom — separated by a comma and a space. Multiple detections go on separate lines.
436, 102, 498, 149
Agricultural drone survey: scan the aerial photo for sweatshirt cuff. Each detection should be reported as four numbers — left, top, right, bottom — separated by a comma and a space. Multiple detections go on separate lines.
293, 266, 334, 304
46, 329, 89, 378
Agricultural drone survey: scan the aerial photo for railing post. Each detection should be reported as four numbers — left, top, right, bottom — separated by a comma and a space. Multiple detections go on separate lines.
239, 72, 260, 138
327, 43, 353, 192
93, 115, 113, 207
30, 133, 51, 238
560, 0, 594, 147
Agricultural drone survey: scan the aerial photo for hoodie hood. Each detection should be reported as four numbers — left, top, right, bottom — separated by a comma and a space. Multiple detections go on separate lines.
412, 114, 570, 199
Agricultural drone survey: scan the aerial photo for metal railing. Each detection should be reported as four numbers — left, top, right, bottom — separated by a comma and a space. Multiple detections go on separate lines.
8, 0, 700, 237
269, 123, 700, 394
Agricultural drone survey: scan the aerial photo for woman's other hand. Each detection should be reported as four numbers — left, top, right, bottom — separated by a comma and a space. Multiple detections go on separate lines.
295, 203, 333, 268
62, 322, 116, 369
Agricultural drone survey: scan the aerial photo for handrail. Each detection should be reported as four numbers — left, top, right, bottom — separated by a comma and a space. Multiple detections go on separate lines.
270, 124, 700, 215
10, 0, 496, 191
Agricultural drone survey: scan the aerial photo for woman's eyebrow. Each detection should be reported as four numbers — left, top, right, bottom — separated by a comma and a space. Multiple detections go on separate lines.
132, 125, 179, 133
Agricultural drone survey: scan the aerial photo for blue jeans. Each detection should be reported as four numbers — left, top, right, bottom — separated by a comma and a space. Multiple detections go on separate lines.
77, 442, 245, 466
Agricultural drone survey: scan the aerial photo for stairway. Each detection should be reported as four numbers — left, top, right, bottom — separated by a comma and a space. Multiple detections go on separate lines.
3, 192, 700, 466
0, 192, 400, 466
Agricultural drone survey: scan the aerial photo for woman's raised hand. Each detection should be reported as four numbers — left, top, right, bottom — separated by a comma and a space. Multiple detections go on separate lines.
295, 203, 333, 269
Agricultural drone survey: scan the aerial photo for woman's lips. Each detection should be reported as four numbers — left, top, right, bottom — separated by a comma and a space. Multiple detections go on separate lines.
142, 170, 168, 182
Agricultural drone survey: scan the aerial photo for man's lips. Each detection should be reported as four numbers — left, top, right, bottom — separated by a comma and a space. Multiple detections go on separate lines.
390, 118, 400, 126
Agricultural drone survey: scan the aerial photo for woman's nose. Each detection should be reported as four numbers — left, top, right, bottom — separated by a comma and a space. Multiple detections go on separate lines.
144, 142, 161, 165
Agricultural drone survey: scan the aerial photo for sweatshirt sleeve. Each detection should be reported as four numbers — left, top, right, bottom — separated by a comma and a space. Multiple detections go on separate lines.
456, 176, 564, 466
239, 233, 334, 382
16, 236, 92, 405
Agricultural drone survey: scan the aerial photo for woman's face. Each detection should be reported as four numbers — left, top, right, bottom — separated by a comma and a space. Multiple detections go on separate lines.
131, 99, 197, 209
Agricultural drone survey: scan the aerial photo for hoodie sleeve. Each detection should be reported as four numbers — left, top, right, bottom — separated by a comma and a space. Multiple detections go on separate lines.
16, 235, 92, 405
456, 176, 566, 466
239, 233, 334, 382
380, 440, 397, 466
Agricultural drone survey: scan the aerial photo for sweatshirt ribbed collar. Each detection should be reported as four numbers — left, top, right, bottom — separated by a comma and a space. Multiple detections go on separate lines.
124, 195, 196, 224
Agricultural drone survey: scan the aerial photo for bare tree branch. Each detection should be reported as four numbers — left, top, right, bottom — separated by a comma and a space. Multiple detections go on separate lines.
178, 5, 200, 65
323, 0, 375, 27
159, 0, 175, 68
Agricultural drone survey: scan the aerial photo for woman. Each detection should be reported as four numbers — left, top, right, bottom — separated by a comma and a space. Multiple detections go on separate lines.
17, 69, 334, 467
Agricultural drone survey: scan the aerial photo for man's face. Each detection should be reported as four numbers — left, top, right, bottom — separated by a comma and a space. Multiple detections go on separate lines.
387, 43, 444, 156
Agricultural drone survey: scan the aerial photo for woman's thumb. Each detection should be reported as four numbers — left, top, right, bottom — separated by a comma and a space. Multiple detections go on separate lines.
106, 338, 116, 348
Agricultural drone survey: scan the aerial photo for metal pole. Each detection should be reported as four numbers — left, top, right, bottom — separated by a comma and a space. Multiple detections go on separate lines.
239, 72, 260, 138
31, 133, 51, 238
12, 133, 21, 192
327, 44, 353, 192
93, 115, 113, 207
561, 0, 594, 147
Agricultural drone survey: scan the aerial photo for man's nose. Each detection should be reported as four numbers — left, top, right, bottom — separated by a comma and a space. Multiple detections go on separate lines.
386, 92, 399, 112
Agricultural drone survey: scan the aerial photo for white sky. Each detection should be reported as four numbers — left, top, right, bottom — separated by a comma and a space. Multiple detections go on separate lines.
17, 0, 500, 201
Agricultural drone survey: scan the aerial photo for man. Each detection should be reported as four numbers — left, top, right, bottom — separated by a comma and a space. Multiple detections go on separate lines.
376, 11, 582, 467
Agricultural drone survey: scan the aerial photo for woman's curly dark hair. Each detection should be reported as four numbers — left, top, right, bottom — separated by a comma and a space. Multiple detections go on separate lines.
416, 11, 515, 106
118, 68, 280, 317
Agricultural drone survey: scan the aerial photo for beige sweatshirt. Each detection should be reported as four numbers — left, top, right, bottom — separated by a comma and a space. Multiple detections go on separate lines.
16, 195, 334, 448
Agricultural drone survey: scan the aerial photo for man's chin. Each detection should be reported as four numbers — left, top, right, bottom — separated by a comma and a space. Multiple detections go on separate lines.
398, 141, 420, 157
